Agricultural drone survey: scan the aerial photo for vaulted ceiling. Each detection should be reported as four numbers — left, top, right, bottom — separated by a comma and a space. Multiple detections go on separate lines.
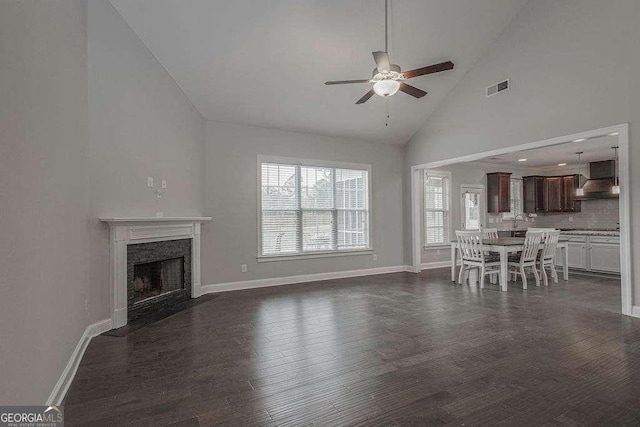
109, 0, 528, 144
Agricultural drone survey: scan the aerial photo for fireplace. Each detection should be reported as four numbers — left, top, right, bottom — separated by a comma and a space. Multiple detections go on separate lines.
101, 217, 211, 329
127, 239, 191, 322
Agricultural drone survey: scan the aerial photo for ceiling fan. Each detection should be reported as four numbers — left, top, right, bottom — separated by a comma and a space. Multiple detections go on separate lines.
325, 0, 454, 104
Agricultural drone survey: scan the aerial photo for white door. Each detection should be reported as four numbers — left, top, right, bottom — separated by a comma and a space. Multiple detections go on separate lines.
460, 186, 484, 230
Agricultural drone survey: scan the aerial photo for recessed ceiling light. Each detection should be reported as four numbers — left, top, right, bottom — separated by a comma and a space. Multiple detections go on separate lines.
573, 138, 586, 142
558, 163, 567, 166
518, 158, 527, 162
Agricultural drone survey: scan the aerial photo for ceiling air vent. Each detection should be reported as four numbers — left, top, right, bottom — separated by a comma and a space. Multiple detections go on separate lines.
486, 79, 510, 97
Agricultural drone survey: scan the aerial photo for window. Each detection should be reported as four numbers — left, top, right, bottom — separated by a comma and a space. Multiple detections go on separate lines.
259, 157, 371, 258
503, 178, 523, 219
424, 171, 451, 246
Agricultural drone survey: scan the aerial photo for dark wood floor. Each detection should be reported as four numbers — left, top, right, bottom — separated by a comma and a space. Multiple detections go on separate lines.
64, 269, 640, 426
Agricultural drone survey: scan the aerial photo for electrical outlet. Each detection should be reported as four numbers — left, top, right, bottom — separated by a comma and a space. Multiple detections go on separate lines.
569, 216, 574, 222
147, 177, 154, 188
162, 179, 167, 189
241, 264, 248, 273
156, 189, 163, 199
84, 299, 88, 313
372, 254, 378, 261
436, 249, 441, 255
155, 211, 163, 218
488, 217, 495, 224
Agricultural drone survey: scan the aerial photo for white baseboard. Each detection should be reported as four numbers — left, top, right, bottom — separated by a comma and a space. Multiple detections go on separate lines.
421, 261, 454, 270
47, 318, 112, 406
201, 265, 411, 294
631, 306, 640, 318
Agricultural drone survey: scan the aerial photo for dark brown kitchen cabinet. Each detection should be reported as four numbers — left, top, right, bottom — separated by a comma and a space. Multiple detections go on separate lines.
486, 172, 512, 213
523, 176, 546, 213
545, 177, 563, 212
562, 175, 582, 212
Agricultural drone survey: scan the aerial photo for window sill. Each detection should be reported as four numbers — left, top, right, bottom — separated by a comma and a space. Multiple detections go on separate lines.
423, 245, 451, 250
257, 249, 374, 263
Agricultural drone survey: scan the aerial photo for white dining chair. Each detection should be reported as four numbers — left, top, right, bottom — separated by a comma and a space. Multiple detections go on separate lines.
456, 230, 501, 289
507, 231, 543, 289
481, 228, 500, 284
482, 228, 499, 239
537, 230, 560, 286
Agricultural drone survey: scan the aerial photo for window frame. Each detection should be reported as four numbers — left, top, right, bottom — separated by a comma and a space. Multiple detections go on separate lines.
502, 177, 523, 220
257, 155, 373, 262
423, 170, 452, 249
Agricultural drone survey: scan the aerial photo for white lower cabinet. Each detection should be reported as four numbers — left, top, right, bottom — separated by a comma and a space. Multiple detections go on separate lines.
589, 243, 621, 273
567, 243, 588, 269
556, 234, 620, 274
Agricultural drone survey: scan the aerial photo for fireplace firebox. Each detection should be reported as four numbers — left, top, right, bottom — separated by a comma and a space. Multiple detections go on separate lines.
127, 239, 191, 322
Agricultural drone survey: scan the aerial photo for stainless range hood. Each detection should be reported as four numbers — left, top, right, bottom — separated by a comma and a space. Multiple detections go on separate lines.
576, 160, 619, 200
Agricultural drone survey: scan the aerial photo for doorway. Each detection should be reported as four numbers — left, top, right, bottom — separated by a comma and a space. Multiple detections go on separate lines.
460, 185, 485, 231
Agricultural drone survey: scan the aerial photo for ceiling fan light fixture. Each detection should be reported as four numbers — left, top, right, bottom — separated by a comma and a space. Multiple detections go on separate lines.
373, 79, 400, 97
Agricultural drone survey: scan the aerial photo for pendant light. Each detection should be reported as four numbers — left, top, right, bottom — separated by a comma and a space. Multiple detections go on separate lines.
575, 152, 585, 197
612, 146, 620, 195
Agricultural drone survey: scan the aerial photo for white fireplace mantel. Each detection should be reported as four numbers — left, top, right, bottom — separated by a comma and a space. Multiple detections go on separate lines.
100, 217, 212, 329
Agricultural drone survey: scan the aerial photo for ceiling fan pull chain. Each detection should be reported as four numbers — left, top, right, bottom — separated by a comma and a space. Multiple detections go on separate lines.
385, 99, 390, 127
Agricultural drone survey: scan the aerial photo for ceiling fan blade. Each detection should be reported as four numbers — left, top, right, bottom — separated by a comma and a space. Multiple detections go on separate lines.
372, 51, 391, 73
403, 61, 454, 79
325, 79, 370, 85
399, 82, 427, 98
356, 89, 375, 104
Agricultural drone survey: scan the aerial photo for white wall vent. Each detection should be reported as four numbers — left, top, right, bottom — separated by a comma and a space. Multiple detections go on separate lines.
486, 79, 510, 97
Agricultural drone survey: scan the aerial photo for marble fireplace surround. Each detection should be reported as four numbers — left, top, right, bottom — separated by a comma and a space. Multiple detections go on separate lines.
100, 217, 212, 329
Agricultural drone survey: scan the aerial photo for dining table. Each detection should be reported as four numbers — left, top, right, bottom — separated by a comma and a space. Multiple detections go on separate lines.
450, 237, 570, 291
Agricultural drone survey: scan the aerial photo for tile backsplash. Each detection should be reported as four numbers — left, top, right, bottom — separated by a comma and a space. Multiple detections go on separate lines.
488, 198, 619, 230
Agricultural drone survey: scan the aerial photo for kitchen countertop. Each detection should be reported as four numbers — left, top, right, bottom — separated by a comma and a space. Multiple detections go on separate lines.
559, 229, 620, 236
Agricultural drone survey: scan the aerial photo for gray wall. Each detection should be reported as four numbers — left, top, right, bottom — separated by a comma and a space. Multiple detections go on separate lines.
405, 0, 640, 304
201, 121, 404, 285
0, 0, 205, 403
0, 0, 91, 404
87, 0, 206, 320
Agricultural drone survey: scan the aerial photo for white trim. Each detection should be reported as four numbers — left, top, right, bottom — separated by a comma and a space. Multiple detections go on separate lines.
409, 123, 633, 317
201, 265, 410, 294
257, 154, 371, 171
257, 249, 374, 262
47, 318, 111, 406
257, 154, 373, 258
99, 217, 212, 223
421, 261, 455, 270
632, 306, 640, 318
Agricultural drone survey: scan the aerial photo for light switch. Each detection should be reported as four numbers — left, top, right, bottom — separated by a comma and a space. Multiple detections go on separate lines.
147, 177, 154, 188
161, 179, 167, 189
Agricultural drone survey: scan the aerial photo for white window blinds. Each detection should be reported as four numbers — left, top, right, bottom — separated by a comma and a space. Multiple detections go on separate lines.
260, 161, 370, 256
503, 178, 523, 219
510, 179, 523, 216
424, 173, 451, 246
